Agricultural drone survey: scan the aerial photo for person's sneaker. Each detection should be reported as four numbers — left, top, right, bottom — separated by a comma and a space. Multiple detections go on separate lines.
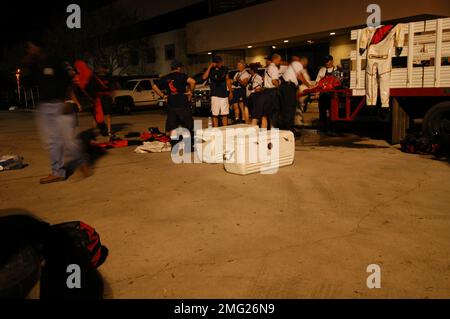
39, 174, 65, 184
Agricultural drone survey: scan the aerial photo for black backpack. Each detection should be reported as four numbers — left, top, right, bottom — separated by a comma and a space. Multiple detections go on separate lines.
50, 221, 108, 268
40, 221, 109, 299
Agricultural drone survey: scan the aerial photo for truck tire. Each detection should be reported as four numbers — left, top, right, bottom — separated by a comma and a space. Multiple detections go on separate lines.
422, 101, 450, 138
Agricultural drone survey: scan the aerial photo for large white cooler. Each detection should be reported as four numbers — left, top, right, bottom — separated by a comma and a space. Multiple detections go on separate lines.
195, 124, 258, 163
223, 130, 295, 175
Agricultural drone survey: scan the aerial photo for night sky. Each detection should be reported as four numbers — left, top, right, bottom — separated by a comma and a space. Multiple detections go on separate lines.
0, 0, 115, 46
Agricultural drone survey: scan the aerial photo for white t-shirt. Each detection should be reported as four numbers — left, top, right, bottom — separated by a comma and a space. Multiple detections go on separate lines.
278, 65, 288, 76
299, 69, 315, 91
282, 61, 303, 86
316, 66, 337, 82
246, 73, 263, 97
264, 63, 280, 89
233, 70, 251, 89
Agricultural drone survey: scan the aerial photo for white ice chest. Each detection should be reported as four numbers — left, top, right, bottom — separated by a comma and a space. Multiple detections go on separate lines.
195, 124, 259, 164
223, 130, 296, 176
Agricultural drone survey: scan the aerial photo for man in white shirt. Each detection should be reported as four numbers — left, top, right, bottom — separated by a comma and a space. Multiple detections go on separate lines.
261, 54, 282, 128
316, 56, 339, 83
264, 54, 281, 89
279, 56, 310, 131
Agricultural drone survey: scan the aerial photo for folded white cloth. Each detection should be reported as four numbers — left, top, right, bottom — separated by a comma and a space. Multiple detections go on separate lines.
134, 141, 172, 154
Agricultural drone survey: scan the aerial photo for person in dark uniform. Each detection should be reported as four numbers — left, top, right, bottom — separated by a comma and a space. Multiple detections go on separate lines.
316, 55, 339, 132
152, 60, 196, 136
202, 55, 233, 127
246, 63, 264, 123
94, 65, 114, 137
230, 60, 250, 123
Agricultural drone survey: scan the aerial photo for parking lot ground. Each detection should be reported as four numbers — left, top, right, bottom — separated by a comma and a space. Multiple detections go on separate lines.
1, 109, 450, 298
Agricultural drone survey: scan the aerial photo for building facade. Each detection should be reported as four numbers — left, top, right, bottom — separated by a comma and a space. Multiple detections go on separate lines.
107, 0, 450, 77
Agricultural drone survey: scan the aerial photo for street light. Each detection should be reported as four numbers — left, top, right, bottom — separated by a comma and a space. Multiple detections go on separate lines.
15, 69, 21, 104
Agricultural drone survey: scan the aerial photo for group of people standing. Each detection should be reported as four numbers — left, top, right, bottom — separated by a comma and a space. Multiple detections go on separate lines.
153, 53, 341, 145
196, 53, 338, 133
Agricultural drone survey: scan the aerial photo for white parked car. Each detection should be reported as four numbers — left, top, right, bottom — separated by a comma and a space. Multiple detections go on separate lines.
112, 78, 163, 114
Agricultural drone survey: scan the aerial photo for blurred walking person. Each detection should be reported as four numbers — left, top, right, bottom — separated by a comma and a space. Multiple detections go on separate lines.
279, 56, 311, 132
298, 57, 315, 115
24, 39, 91, 184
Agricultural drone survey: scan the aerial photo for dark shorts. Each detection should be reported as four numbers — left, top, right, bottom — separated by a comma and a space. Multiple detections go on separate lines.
249, 89, 278, 120
168, 94, 188, 108
99, 95, 113, 115
166, 107, 193, 133
230, 88, 246, 105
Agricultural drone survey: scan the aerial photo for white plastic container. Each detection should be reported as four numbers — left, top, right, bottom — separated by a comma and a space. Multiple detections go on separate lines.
195, 124, 258, 164
224, 130, 295, 175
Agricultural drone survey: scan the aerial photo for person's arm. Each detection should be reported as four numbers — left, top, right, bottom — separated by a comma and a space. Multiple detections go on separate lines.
254, 77, 263, 92
270, 67, 280, 87
239, 73, 250, 87
186, 77, 196, 102
152, 83, 166, 99
70, 88, 82, 112
272, 78, 280, 87
226, 73, 233, 100
202, 63, 215, 81
298, 72, 313, 88
316, 68, 324, 83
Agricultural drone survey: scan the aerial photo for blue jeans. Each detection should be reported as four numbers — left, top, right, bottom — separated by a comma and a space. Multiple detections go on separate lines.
37, 102, 86, 177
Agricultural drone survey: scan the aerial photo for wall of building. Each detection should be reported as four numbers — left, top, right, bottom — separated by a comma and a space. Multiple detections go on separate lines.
245, 47, 271, 66
114, 28, 190, 76
329, 35, 354, 66
114, 0, 205, 22
186, 0, 450, 54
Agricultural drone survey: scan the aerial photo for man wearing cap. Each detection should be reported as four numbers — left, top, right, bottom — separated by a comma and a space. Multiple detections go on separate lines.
316, 55, 339, 132
152, 61, 196, 137
202, 56, 233, 127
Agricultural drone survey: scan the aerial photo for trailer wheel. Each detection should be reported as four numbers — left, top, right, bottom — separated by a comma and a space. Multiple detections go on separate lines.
422, 101, 450, 138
